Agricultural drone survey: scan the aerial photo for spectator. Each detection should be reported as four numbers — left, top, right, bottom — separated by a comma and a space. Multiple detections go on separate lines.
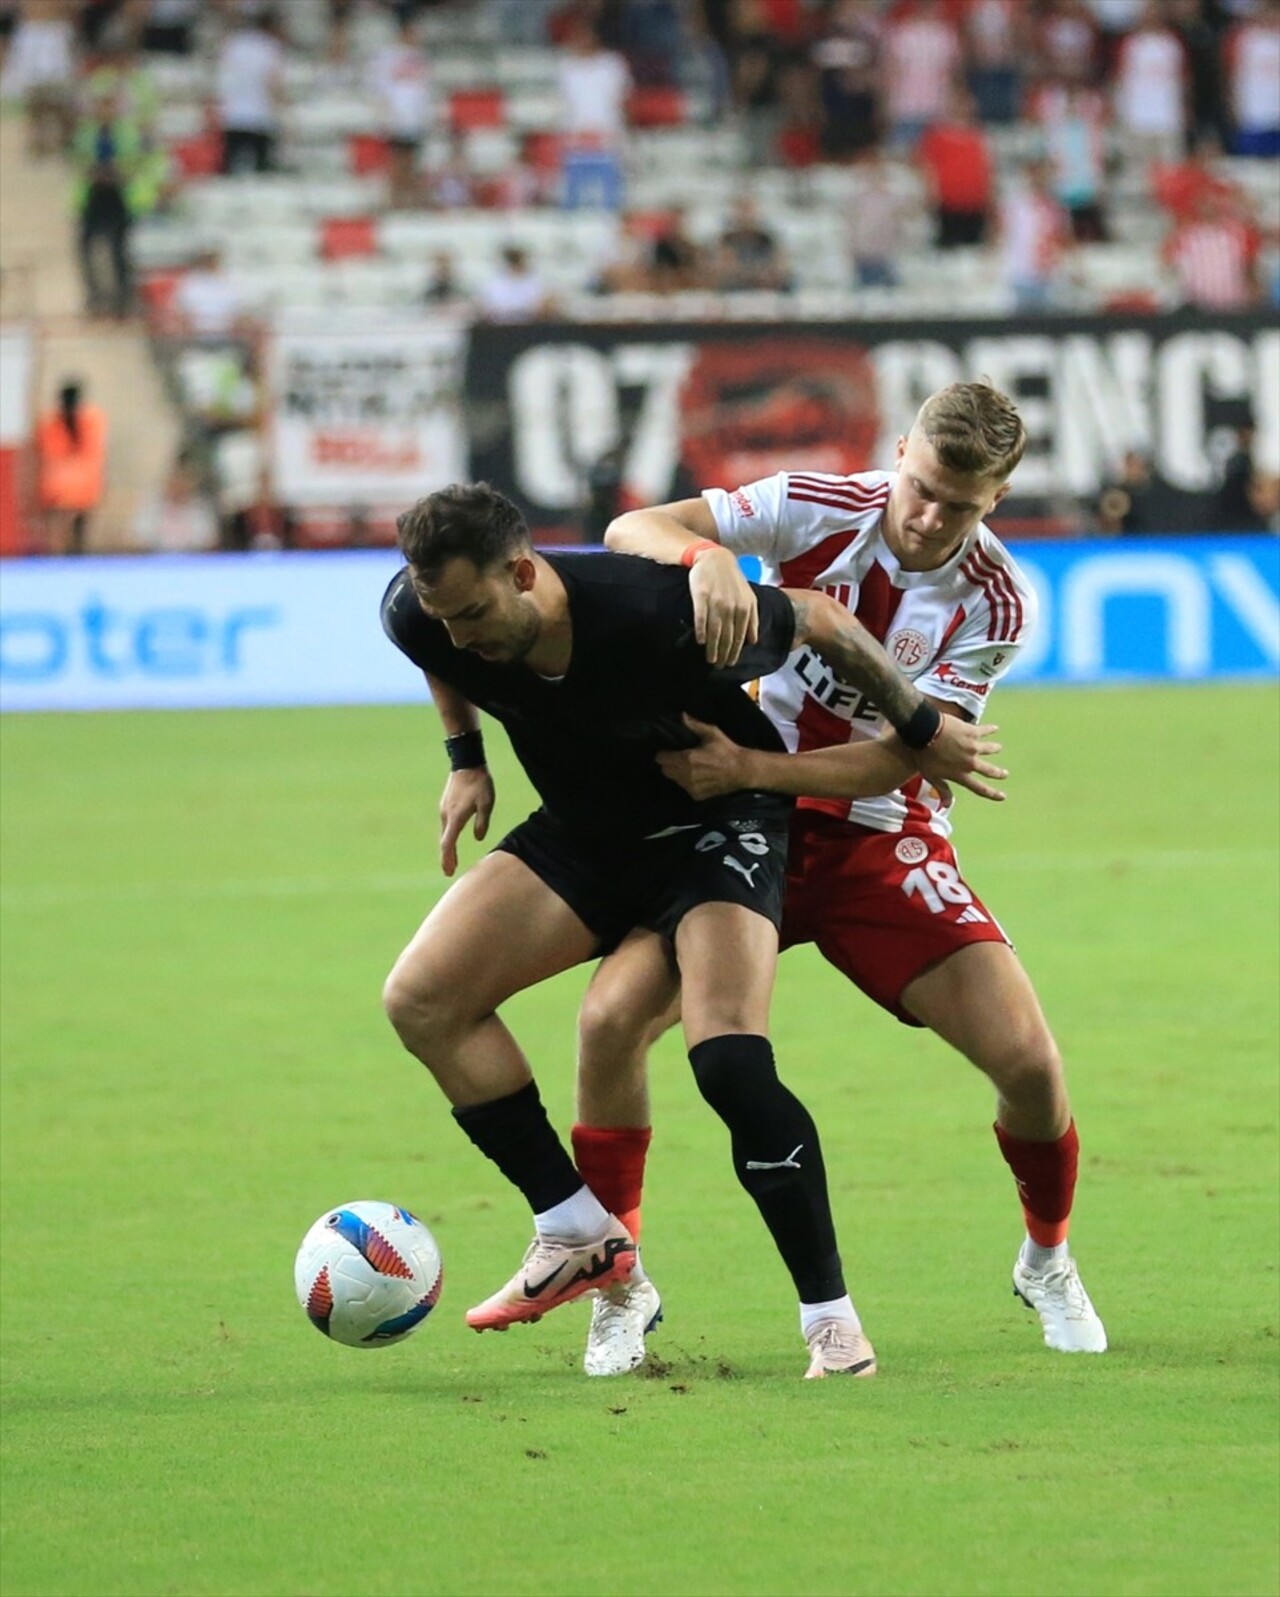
1113, 0, 1188, 167
1215, 420, 1280, 532
619, 0, 684, 87
0, 0, 77, 157
171, 247, 253, 339
138, 0, 198, 56
918, 88, 994, 248
998, 158, 1073, 313
1036, 78, 1110, 241
844, 149, 912, 288
84, 31, 161, 131
1167, 0, 1228, 150
367, 12, 433, 209
1151, 129, 1240, 220
216, 6, 286, 175
425, 131, 476, 209
593, 209, 661, 292
1162, 184, 1263, 309
649, 206, 705, 292
1224, 0, 1280, 158
728, 0, 790, 165
711, 194, 791, 292
883, 0, 961, 151
422, 250, 468, 307
133, 454, 219, 552
1097, 448, 1183, 534
476, 245, 555, 323
556, 19, 632, 146
71, 90, 147, 317
811, 0, 883, 163
36, 380, 106, 556
963, 0, 1026, 125
1034, 0, 1099, 84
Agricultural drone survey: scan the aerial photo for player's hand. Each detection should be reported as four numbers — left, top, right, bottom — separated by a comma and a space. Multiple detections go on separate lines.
656, 715, 748, 799
690, 546, 758, 668
438, 767, 495, 876
913, 718, 1008, 803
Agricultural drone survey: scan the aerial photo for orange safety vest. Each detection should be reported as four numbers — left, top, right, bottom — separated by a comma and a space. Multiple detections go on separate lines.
37, 405, 107, 511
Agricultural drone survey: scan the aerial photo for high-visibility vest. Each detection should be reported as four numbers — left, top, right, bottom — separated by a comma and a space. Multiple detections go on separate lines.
37, 405, 107, 511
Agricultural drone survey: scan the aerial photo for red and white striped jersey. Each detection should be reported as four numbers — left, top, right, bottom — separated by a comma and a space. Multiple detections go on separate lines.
703, 469, 1038, 838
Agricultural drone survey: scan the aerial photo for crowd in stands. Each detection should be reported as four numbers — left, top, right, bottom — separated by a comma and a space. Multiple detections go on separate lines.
1, 0, 1277, 550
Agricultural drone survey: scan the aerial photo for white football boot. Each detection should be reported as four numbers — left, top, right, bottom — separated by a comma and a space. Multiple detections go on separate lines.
803, 1319, 877, 1379
1012, 1249, 1107, 1353
583, 1275, 663, 1377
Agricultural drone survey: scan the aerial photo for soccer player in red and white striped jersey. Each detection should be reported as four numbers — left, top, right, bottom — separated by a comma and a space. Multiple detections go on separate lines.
573, 381, 1107, 1376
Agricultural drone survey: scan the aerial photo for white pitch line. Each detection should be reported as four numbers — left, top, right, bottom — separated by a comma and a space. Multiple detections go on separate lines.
0, 848, 1274, 912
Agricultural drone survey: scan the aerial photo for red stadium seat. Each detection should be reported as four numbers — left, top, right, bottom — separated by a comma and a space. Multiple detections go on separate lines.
319, 216, 378, 261
449, 88, 506, 132
172, 131, 223, 178
348, 133, 392, 176
626, 86, 687, 128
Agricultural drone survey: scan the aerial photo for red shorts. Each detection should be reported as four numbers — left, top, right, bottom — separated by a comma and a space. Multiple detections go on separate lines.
780, 810, 1010, 1026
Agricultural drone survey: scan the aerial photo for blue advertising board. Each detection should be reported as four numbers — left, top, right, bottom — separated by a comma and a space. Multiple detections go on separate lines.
0, 537, 1275, 713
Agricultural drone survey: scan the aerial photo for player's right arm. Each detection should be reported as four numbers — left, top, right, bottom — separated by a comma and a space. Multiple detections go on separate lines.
605, 498, 759, 668
426, 672, 494, 878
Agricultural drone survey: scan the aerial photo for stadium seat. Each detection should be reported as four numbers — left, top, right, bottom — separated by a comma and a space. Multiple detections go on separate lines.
319, 216, 379, 261
626, 87, 688, 129
348, 133, 393, 177
449, 89, 507, 133
172, 132, 224, 179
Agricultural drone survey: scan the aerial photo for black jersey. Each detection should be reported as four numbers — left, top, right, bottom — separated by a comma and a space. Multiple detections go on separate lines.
381, 550, 796, 840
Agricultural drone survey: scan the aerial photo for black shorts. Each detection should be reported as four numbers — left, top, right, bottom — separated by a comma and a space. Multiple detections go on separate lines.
496, 800, 792, 953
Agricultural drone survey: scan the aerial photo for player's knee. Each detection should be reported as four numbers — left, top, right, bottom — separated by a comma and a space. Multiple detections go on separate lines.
688, 1033, 776, 1111
577, 983, 667, 1062
382, 959, 462, 1052
978, 1026, 1063, 1103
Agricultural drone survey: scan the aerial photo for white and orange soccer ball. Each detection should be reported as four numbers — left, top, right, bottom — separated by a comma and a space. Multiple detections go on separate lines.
294, 1201, 443, 1348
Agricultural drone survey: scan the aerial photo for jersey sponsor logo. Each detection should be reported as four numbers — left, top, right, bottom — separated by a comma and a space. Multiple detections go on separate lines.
888, 628, 931, 668
794, 647, 874, 718
895, 836, 930, 865
732, 488, 756, 518
933, 660, 992, 696
977, 649, 1008, 678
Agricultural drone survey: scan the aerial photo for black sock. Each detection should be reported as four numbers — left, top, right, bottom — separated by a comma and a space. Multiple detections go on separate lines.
452, 1081, 583, 1214
688, 1034, 845, 1303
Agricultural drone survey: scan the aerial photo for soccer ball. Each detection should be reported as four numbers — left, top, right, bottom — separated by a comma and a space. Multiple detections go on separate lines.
294, 1200, 443, 1348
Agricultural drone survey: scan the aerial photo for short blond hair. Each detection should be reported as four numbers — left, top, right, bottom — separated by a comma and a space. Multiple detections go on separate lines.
913, 381, 1026, 481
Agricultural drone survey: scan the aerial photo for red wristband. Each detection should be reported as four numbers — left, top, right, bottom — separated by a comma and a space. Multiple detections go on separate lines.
679, 539, 719, 568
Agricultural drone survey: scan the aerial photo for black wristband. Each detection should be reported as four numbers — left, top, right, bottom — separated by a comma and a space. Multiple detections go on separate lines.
894, 700, 943, 751
445, 730, 486, 771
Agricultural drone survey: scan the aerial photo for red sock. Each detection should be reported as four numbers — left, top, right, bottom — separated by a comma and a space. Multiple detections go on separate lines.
993, 1119, 1079, 1247
571, 1124, 652, 1242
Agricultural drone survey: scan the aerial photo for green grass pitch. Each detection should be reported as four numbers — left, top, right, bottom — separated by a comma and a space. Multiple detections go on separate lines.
1, 683, 1277, 1597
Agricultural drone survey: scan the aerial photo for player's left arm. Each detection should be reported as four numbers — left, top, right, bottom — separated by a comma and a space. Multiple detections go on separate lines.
782, 587, 1007, 800
426, 672, 495, 878
657, 713, 1003, 802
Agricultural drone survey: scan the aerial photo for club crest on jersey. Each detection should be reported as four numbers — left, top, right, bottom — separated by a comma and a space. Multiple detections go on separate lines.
895, 836, 930, 865
888, 629, 930, 668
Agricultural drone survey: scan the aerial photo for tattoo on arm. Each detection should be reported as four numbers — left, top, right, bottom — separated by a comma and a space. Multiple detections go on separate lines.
790, 593, 923, 725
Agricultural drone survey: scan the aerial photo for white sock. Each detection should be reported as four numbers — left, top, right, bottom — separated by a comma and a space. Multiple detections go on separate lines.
799, 1295, 861, 1337
534, 1184, 611, 1243
1019, 1236, 1069, 1272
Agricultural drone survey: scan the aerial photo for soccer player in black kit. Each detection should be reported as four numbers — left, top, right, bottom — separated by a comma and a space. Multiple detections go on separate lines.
380, 482, 1005, 1376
